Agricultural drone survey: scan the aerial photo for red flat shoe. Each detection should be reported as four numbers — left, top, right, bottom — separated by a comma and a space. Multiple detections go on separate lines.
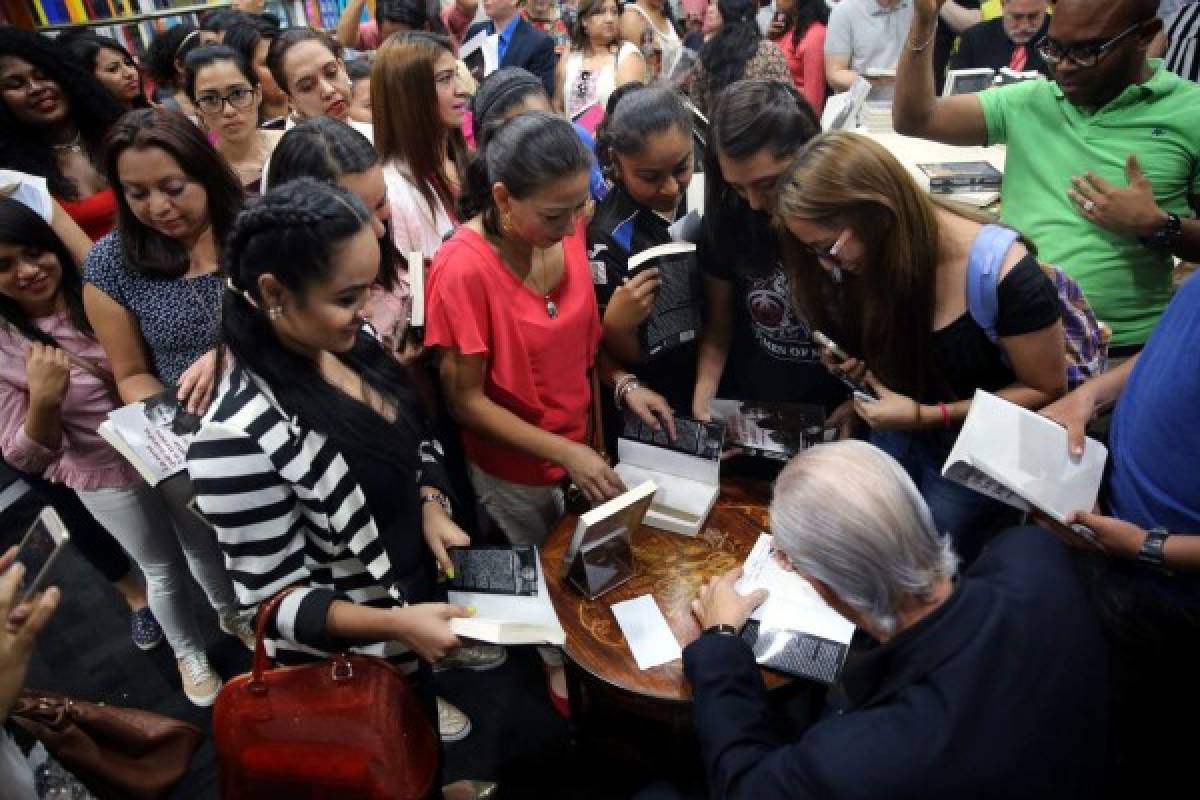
544, 662, 570, 719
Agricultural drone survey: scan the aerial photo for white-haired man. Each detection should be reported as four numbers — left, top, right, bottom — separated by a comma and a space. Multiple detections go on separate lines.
682, 441, 1108, 799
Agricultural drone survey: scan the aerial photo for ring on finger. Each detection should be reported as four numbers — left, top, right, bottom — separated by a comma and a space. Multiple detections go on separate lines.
1083, 199, 1096, 213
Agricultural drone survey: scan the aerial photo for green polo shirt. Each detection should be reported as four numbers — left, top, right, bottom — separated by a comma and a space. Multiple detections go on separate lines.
978, 60, 1200, 346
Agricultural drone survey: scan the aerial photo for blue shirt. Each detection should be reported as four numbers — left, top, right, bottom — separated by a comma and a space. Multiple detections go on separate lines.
489, 15, 521, 63
1108, 273, 1200, 536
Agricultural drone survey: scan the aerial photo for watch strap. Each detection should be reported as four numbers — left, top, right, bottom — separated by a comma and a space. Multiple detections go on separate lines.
703, 623, 741, 638
1137, 526, 1169, 566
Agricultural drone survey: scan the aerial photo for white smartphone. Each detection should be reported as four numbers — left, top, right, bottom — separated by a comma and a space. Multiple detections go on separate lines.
11, 507, 70, 605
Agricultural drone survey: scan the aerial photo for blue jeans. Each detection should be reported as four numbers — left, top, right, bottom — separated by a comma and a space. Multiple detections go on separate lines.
870, 428, 1005, 563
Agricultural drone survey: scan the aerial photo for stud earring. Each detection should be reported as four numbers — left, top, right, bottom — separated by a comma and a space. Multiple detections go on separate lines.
268, 306, 283, 320
500, 213, 514, 235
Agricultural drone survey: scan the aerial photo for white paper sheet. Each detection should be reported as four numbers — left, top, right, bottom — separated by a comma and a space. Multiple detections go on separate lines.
609, 594, 682, 671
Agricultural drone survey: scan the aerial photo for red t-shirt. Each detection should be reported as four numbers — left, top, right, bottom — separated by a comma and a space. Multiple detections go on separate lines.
56, 188, 117, 241
425, 222, 600, 486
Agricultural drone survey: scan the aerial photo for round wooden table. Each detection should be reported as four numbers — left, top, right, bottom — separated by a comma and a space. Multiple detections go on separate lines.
542, 479, 791, 706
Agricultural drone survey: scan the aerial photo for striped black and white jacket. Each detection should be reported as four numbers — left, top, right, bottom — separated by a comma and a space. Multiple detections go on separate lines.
187, 359, 449, 670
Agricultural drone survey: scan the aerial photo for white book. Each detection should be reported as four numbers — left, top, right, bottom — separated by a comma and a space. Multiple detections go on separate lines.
96, 389, 198, 486
407, 250, 425, 329
941, 390, 1108, 524
613, 416, 723, 537
449, 550, 566, 646
737, 533, 855, 684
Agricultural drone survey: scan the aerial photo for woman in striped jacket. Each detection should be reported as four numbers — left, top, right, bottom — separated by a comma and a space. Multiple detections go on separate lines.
186, 179, 472, 752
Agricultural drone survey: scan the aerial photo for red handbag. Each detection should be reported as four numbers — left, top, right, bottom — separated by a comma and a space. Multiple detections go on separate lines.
212, 589, 439, 799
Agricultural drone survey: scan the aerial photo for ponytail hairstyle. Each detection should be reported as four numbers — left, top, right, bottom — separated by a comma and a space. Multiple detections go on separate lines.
705, 78, 819, 275
0, 197, 91, 344
103, 108, 245, 279
371, 32, 468, 224
469, 67, 548, 143
595, 83, 693, 176
458, 111, 593, 235
266, 116, 399, 291
698, 0, 764, 104
222, 177, 421, 472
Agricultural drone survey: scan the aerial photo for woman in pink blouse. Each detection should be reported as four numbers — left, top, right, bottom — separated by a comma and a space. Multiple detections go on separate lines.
767, 0, 828, 116
0, 198, 221, 707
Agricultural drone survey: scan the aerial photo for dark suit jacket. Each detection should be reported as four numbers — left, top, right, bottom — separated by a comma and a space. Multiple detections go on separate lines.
465, 16, 557, 97
950, 17, 1050, 75
683, 526, 1109, 800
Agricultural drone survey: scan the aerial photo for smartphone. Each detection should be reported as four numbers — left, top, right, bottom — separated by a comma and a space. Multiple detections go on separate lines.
812, 330, 878, 402
10, 507, 70, 605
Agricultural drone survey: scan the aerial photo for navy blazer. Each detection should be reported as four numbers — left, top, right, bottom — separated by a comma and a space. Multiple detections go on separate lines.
466, 16, 557, 97
683, 526, 1109, 799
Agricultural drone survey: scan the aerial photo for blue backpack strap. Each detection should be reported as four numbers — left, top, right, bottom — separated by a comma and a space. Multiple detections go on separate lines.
965, 224, 1020, 343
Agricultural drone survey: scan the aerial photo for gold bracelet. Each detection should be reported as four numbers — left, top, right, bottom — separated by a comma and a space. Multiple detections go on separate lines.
910, 27, 938, 52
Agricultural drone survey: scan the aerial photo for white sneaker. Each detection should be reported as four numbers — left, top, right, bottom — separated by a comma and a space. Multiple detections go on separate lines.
437, 697, 472, 743
177, 652, 222, 707
220, 612, 256, 651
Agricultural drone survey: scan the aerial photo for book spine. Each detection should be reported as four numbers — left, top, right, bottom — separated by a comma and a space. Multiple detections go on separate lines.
29, 0, 49, 25
929, 178, 1003, 193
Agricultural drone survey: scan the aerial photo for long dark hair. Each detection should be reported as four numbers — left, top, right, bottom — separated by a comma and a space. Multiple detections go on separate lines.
267, 116, 399, 291
0, 27, 124, 200
777, 0, 828, 52
469, 67, 546, 143
144, 23, 204, 88
222, 178, 421, 474
184, 44, 260, 100
458, 111, 593, 236
57, 31, 150, 109
372, 32, 468, 223
698, 0, 762, 99
0, 197, 91, 344
595, 83, 693, 175
103, 108, 245, 279
705, 79, 819, 274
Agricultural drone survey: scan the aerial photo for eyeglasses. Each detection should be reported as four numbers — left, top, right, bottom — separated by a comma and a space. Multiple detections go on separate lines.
797, 229, 850, 267
195, 86, 257, 114
1036, 22, 1143, 68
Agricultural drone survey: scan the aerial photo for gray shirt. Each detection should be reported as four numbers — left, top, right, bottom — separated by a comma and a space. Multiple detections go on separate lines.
825, 0, 914, 74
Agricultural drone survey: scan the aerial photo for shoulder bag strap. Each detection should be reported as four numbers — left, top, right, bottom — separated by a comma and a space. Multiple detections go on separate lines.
964, 224, 1020, 344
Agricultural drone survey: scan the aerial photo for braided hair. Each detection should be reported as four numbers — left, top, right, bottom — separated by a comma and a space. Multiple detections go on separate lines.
222, 177, 422, 471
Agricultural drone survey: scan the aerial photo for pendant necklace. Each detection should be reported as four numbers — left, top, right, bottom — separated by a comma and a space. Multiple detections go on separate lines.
52, 132, 83, 155
537, 247, 558, 319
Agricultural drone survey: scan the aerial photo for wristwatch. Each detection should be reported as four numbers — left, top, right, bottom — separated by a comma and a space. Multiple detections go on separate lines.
1139, 211, 1183, 250
703, 623, 741, 638
1136, 526, 1170, 567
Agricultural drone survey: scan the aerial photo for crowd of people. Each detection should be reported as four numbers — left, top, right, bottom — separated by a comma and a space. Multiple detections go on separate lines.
0, 0, 1198, 797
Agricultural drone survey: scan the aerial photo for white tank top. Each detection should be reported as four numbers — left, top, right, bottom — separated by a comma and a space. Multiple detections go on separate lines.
563, 41, 642, 119
625, 2, 682, 83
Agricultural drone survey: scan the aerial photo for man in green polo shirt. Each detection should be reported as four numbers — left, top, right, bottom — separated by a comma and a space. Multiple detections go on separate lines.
893, 0, 1200, 351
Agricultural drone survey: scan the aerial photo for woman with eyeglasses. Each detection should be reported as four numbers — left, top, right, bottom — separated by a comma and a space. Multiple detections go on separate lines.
372, 32, 469, 259
144, 24, 214, 122
775, 131, 1067, 560
185, 45, 284, 194
555, 0, 646, 121
0, 27, 124, 241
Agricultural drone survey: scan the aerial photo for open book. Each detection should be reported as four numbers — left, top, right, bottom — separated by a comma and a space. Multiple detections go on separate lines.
448, 548, 566, 646
737, 533, 855, 684
613, 413, 724, 537
709, 399, 827, 462
626, 241, 701, 359
97, 388, 200, 486
941, 390, 1108, 524
561, 481, 657, 599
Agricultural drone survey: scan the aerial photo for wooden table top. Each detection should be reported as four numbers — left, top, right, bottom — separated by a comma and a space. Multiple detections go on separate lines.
543, 479, 791, 703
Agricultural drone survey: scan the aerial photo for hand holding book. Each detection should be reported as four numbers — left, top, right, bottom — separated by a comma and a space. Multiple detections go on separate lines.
691, 567, 768, 631
604, 268, 660, 333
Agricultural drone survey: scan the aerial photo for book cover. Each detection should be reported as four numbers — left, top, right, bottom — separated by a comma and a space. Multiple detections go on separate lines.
571, 102, 604, 135
448, 545, 538, 597
626, 241, 701, 359
917, 160, 1003, 193
96, 388, 200, 486
448, 549, 566, 646
737, 533, 855, 684
560, 481, 656, 597
941, 390, 1107, 524
708, 399, 827, 462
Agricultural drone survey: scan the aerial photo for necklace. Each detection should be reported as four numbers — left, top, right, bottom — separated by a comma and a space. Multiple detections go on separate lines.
52, 132, 83, 155
536, 247, 558, 319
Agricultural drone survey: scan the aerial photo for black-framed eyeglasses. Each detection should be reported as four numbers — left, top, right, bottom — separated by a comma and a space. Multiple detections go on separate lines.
796, 229, 850, 267
195, 86, 257, 114
1036, 22, 1143, 68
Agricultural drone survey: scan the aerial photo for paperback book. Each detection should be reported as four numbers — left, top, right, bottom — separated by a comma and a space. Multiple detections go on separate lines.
917, 161, 1003, 194
448, 548, 566, 645
626, 241, 701, 359
561, 481, 657, 599
96, 388, 200, 486
708, 399, 828, 462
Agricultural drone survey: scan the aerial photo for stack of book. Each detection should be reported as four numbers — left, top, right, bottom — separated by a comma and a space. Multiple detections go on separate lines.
860, 102, 894, 135
916, 160, 1003, 195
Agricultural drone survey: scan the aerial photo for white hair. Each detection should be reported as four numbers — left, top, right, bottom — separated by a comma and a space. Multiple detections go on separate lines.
769, 440, 959, 636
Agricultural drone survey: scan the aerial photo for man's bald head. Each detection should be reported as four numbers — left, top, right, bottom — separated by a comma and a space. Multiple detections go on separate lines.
1054, 0, 1158, 30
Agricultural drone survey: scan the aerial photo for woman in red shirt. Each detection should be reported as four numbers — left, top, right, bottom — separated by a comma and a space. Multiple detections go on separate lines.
0, 28, 124, 240
426, 111, 673, 547
766, 0, 828, 116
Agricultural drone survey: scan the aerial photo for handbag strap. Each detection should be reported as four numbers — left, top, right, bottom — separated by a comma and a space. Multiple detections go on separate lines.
248, 587, 302, 689
588, 367, 607, 461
